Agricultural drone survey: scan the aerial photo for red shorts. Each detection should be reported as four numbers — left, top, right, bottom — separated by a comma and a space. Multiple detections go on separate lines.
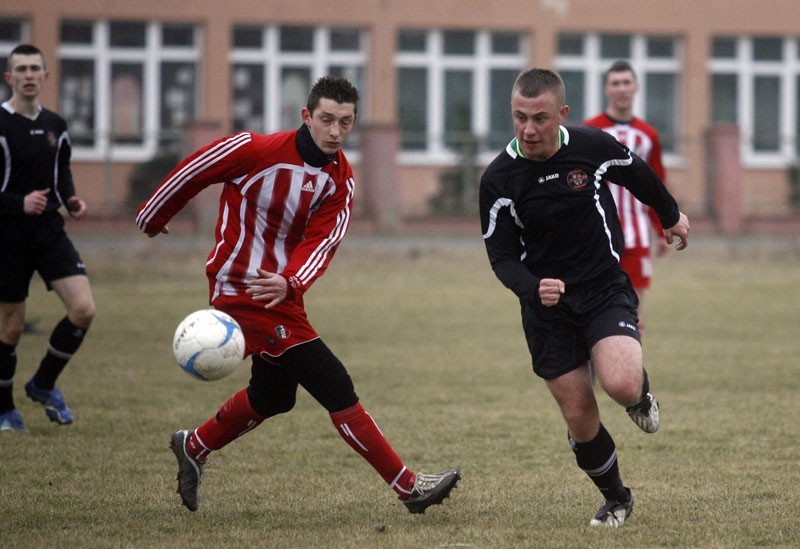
619, 247, 652, 290
211, 293, 318, 358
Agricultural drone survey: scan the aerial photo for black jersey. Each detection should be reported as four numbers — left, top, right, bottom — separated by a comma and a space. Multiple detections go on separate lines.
0, 102, 75, 216
479, 125, 679, 304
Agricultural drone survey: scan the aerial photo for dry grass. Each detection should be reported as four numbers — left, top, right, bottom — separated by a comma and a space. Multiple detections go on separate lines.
1, 233, 799, 547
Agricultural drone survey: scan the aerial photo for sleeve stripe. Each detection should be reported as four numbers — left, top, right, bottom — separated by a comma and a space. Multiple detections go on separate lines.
136, 132, 251, 229
294, 177, 354, 285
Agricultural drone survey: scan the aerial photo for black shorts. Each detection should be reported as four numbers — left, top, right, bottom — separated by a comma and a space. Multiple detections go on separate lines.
521, 269, 640, 380
0, 211, 87, 302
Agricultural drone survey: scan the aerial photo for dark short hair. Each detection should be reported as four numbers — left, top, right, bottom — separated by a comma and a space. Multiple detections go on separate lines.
604, 60, 637, 84
7, 43, 45, 69
512, 68, 565, 106
306, 76, 359, 115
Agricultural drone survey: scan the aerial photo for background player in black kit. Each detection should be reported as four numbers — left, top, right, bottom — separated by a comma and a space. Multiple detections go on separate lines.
0, 44, 96, 432
479, 68, 690, 527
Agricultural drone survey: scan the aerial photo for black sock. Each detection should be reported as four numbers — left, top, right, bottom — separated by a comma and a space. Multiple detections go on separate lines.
0, 340, 17, 412
34, 317, 88, 390
569, 423, 629, 502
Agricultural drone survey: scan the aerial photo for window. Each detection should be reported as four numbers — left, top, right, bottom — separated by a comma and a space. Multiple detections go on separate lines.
709, 36, 800, 164
555, 33, 683, 155
58, 20, 201, 160
0, 18, 30, 103
395, 29, 527, 160
230, 24, 367, 148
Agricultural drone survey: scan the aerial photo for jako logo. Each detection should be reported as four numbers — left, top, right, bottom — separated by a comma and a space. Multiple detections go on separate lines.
618, 321, 638, 331
538, 173, 560, 184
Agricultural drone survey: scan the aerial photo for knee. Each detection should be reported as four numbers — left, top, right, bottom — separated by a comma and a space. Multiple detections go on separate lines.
69, 299, 96, 329
600, 375, 642, 407
0, 322, 23, 345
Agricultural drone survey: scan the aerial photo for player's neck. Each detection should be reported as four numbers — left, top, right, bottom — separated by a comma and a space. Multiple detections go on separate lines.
605, 108, 634, 124
9, 95, 41, 119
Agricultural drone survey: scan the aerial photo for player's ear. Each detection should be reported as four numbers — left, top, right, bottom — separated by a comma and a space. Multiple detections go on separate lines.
301, 107, 312, 126
559, 104, 569, 122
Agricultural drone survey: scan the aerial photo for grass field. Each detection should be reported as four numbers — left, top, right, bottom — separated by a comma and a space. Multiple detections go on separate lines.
1, 231, 799, 547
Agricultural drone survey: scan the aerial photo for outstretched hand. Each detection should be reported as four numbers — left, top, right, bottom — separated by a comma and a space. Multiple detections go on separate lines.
246, 268, 288, 309
664, 212, 690, 251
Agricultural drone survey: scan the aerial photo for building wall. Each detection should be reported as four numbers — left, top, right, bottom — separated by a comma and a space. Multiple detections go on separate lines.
3, 0, 800, 228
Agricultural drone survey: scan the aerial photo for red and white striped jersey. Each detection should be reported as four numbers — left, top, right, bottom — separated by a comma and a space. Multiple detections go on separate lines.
136, 129, 354, 303
583, 113, 666, 250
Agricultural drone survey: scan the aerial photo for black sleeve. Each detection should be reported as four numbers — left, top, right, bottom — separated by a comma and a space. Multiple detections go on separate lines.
606, 147, 680, 230
56, 123, 76, 204
479, 170, 539, 304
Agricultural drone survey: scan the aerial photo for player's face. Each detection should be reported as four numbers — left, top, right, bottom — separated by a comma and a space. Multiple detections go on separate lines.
302, 98, 357, 155
604, 70, 638, 113
4, 53, 48, 101
511, 90, 568, 160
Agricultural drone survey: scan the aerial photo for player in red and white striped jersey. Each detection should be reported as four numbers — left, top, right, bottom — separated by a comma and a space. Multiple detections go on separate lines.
583, 60, 669, 332
137, 76, 459, 514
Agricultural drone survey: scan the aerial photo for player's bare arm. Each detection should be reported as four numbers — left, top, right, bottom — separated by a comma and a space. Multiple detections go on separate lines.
663, 212, 690, 251
539, 278, 566, 307
246, 267, 288, 309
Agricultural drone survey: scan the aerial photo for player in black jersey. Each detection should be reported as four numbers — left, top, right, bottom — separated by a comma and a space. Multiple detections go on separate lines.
479, 68, 690, 527
0, 44, 96, 432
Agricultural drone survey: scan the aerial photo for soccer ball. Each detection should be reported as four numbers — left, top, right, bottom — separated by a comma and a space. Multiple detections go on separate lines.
173, 309, 246, 381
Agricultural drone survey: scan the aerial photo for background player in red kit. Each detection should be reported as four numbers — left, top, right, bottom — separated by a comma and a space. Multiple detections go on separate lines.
583, 60, 668, 332
137, 76, 459, 514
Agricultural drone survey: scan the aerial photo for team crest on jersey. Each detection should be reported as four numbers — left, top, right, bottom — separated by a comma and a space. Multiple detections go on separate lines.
567, 169, 589, 190
47, 131, 58, 148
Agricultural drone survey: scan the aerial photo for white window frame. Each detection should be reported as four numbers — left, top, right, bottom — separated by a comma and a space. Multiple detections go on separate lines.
394, 29, 528, 166
555, 33, 684, 166
59, 20, 202, 162
708, 36, 800, 168
229, 24, 368, 157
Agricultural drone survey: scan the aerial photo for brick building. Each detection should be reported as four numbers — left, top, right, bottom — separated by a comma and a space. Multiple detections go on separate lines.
2, 0, 800, 232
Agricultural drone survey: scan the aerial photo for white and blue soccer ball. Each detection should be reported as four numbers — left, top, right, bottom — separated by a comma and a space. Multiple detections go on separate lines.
173, 309, 245, 381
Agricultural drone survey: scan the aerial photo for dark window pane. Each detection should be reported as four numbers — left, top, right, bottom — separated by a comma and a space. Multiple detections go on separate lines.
560, 71, 585, 124
600, 34, 630, 58
161, 62, 196, 136
233, 26, 262, 48
557, 33, 583, 55
280, 26, 313, 52
489, 69, 519, 148
61, 21, 93, 44
109, 21, 147, 47
330, 28, 360, 51
645, 73, 677, 153
444, 70, 472, 149
647, 37, 674, 58
398, 68, 427, 150
712, 37, 737, 58
711, 74, 737, 123
0, 19, 23, 42
111, 63, 144, 144
232, 64, 264, 132
444, 30, 475, 55
752, 37, 782, 61
491, 32, 519, 54
753, 76, 780, 151
60, 59, 95, 146
162, 24, 194, 47
398, 29, 426, 52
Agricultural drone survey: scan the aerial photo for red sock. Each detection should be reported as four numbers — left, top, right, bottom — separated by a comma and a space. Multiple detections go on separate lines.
188, 388, 265, 462
330, 402, 416, 498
